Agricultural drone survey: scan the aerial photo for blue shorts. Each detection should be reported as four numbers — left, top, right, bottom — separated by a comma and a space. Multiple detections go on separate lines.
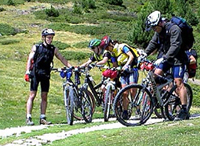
157, 61, 186, 79
120, 68, 139, 85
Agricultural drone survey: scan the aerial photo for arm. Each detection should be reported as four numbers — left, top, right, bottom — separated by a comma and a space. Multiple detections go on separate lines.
54, 48, 72, 68
189, 55, 196, 65
124, 51, 134, 67
80, 59, 93, 67
96, 57, 108, 65
26, 45, 36, 73
145, 33, 159, 55
164, 25, 182, 61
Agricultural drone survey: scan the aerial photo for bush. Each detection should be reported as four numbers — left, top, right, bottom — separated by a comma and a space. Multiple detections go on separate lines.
73, 41, 89, 49
52, 41, 71, 50
0, 24, 17, 36
61, 51, 91, 60
103, 0, 123, 6
7, 0, 15, 6
0, 7, 6, 12
0, 39, 20, 45
73, 2, 82, 14
82, 0, 96, 9
45, 5, 59, 17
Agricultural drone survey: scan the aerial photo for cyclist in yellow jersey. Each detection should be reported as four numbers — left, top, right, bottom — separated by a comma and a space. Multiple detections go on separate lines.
100, 36, 139, 120
80, 39, 117, 69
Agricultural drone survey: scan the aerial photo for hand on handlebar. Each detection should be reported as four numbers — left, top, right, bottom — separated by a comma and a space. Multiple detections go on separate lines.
154, 58, 164, 66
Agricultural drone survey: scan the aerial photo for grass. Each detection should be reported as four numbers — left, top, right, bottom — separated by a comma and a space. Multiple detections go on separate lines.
51, 118, 200, 146
0, 1, 200, 146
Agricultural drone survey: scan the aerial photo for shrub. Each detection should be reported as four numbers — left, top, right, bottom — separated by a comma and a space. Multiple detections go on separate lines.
0, 7, 6, 12
0, 24, 17, 36
61, 51, 91, 60
7, 0, 15, 6
73, 41, 89, 49
0, 39, 20, 45
45, 5, 59, 17
73, 2, 82, 14
53, 41, 71, 50
103, 0, 123, 6
82, 0, 96, 9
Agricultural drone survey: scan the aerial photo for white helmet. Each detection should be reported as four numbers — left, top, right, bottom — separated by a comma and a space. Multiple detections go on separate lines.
42, 28, 55, 36
145, 11, 161, 31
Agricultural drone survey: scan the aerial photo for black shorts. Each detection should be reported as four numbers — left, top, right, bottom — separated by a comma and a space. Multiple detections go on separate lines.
30, 75, 50, 92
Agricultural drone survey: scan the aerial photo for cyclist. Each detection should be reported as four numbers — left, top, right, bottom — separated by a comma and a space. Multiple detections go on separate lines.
24, 28, 72, 125
100, 36, 139, 120
80, 39, 117, 68
80, 39, 118, 108
145, 11, 189, 120
184, 49, 197, 82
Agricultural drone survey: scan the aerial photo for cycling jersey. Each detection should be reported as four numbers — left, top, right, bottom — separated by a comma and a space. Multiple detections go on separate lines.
90, 50, 116, 69
112, 43, 139, 67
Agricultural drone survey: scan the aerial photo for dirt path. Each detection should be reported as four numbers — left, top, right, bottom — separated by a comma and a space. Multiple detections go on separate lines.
1, 114, 200, 146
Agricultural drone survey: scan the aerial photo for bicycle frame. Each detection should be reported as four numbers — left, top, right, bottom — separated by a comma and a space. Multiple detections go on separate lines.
141, 66, 173, 107
81, 66, 104, 106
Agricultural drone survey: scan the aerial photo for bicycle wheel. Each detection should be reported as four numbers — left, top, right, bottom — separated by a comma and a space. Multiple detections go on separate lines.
73, 89, 95, 121
64, 86, 74, 125
164, 83, 193, 121
113, 84, 154, 126
104, 85, 112, 122
80, 88, 93, 123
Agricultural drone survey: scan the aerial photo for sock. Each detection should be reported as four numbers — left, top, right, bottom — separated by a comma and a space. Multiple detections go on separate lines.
40, 114, 46, 119
27, 114, 31, 119
182, 105, 187, 111
123, 110, 128, 114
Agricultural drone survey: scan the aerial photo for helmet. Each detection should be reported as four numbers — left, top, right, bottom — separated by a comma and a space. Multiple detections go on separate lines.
145, 11, 161, 31
100, 36, 111, 49
42, 28, 55, 36
88, 39, 101, 49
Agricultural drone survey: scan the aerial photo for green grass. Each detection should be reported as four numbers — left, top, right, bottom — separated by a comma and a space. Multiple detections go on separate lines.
51, 119, 200, 146
0, 1, 200, 146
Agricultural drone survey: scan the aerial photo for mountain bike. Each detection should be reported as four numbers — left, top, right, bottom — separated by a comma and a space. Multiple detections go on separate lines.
52, 67, 93, 125
101, 67, 121, 122
79, 64, 105, 112
113, 59, 193, 126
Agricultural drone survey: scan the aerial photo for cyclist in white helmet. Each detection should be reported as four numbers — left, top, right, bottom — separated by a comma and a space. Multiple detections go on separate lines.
145, 11, 189, 121
25, 28, 72, 125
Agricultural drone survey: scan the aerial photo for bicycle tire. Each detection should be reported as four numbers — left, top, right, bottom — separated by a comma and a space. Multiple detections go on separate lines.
73, 88, 95, 121
164, 83, 193, 121
104, 85, 112, 122
113, 84, 154, 126
64, 86, 74, 125
80, 88, 93, 123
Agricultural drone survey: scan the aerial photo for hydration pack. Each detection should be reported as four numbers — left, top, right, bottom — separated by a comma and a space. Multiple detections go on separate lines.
167, 16, 195, 50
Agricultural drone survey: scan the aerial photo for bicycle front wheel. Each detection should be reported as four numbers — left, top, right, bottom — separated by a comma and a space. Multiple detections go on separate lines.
104, 85, 113, 122
64, 86, 74, 125
80, 88, 93, 123
113, 84, 153, 126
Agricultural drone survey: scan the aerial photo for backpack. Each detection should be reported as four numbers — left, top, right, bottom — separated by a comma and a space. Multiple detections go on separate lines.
31, 43, 55, 77
186, 49, 198, 78
168, 16, 195, 50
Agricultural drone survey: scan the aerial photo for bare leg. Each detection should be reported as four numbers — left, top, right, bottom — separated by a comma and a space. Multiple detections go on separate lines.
40, 92, 48, 115
26, 91, 37, 115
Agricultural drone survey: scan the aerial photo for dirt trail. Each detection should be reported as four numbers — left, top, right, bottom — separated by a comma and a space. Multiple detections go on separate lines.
1, 114, 200, 146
